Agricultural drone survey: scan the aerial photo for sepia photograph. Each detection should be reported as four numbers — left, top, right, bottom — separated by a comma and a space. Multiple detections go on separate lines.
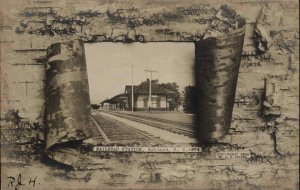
85, 42, 197, 145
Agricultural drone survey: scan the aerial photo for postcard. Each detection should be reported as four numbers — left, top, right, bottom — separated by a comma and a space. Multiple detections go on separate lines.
1, 0, 299, 189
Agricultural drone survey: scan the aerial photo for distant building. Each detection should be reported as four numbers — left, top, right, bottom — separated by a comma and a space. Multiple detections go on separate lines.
100, 94, 126, 110
100, 80, 176, 111
100, 79, 177, 111
125, 79, 177, 111
100, 99, 111, 109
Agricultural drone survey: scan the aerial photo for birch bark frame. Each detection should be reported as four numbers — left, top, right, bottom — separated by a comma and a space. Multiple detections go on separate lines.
12, 2, 246, 147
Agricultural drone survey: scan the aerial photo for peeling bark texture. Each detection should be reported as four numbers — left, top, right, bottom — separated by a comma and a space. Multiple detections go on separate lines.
195, 27, 245, 141
45, 40, 92, 149
254, 6, 272, 53
263, 78, 281, 117
194, 4, 246, 142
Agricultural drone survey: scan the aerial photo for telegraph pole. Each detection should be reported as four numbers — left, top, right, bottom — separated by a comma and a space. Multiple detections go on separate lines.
144, 69, 158, 111
132, 65, 134, 112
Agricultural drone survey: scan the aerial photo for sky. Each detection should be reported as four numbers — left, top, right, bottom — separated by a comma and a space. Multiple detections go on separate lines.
85, 42, 195, 104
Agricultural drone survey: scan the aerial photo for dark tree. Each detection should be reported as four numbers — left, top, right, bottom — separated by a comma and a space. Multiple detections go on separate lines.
91, 104, 100, 110
140, 79, 159, 85
182, 86, 197, 113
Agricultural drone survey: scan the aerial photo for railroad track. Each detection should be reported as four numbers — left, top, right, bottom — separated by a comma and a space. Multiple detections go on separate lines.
91, 114, 170, 144
100, 110, 196, 138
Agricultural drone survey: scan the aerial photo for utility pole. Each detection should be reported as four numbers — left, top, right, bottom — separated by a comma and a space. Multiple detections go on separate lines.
132, 65, 134, 112
144, 69, 158, 111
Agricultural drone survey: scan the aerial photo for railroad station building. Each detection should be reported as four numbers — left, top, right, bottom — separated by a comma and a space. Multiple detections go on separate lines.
101, 79, 177, 111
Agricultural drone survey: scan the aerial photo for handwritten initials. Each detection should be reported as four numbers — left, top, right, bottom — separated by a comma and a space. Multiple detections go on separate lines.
7, 173, 37, 190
